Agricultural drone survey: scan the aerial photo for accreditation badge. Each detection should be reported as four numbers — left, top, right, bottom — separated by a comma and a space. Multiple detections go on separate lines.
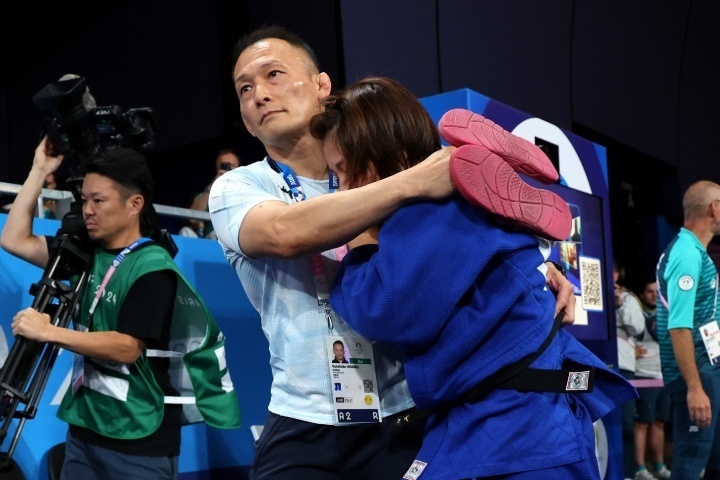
326, 334, 382, 424
700, 320, 720, 366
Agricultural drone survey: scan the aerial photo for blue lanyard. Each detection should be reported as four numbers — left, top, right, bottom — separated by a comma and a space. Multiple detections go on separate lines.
266, 156, 338, 330
267, 156, 338, 200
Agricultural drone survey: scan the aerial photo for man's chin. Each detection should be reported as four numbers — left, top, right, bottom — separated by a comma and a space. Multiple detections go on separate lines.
86, 230, 102, 243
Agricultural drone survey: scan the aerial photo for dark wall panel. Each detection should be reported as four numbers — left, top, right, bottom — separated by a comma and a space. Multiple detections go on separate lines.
677, 1, 720, 191
245, 0, 342, 86
438, 0, 574, 129
340, 0, 440, 97
572, 2, 688, 166
4, 1, 225, 186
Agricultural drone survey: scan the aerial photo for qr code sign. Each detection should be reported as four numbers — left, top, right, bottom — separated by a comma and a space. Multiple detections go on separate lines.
580, 256, 603, 311
363, 380, 374, 393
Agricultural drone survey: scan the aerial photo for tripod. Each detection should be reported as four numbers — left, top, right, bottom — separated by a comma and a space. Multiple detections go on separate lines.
0, 196, 93, 471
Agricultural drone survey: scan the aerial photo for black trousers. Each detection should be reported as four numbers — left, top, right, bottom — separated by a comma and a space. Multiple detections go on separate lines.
249, 410, 425, 480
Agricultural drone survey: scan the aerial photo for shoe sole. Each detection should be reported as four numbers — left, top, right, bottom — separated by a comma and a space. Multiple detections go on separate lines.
450, 145, 572, 241
439, 108, 559, 184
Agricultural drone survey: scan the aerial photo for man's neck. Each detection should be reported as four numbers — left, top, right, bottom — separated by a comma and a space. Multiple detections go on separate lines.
685, 221, 714, 249
265, 136, 328, 180
101, 231, 143, 250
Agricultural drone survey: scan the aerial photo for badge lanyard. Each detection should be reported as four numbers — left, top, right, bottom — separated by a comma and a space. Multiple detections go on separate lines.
73, 237, 150, 394
267, 157, 338, 330
88, 237, 152, 317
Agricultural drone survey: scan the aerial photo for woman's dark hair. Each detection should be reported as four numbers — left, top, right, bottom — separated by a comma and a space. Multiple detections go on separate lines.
83, 148, 156, 236
310, 76, 440, 188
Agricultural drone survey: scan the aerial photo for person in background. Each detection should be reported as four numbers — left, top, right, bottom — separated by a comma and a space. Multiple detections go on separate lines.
614, 260, 647, 479
191, 149, 240, 240
632, 278, 671, 479
178, 192, 206, 238
657, 180, 720, 480
41, 172, 58, 219
314, 75, 636, 479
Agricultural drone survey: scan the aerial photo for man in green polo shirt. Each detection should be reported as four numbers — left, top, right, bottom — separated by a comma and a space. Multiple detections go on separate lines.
656, 180, 720, 480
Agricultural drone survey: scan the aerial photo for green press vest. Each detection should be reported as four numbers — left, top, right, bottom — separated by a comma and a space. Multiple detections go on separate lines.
57, 243, 241, 439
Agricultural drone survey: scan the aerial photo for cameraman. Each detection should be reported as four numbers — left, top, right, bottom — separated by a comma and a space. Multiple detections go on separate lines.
0, 135, 181, 479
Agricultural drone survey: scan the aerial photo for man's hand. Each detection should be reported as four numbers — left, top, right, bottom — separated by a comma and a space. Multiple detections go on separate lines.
34, 135, 64, 176
411, 146, 457, 200
545, 262, 576, 324
636, 343, 648, 358
12, 307, 54, 342
688, 385, 712, 428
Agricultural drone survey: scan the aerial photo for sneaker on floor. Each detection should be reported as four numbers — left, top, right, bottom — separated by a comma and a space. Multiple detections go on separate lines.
654, 465, 671, 479
449, 144, 572, 241
438, 108, 559, 184
633, 468, 656, 480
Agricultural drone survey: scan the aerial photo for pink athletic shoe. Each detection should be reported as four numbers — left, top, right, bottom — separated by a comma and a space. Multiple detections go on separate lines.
450, 144, 572, 241
439, 108, 559, 184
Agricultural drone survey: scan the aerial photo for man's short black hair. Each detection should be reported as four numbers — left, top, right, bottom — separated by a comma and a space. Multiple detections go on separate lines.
231, 24, 320, 75
83, 148, 156, 236
641, 274, 657, 288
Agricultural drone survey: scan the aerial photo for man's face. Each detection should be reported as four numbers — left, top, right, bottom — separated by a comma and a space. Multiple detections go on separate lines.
216, 152, 239, 172
234, 38, 329, 146
710, 190, 720, 235
82, 173, 141, 248
641, 282, 658, 309
333, 343, 345, 362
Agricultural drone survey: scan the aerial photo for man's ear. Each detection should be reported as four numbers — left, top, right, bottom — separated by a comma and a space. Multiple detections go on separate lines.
129, 194, 144, 216
711, 200, 720, 218
317, 72, 332, 99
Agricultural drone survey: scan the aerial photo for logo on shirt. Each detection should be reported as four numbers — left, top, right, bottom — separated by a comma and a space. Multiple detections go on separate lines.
678, 275, 695, 291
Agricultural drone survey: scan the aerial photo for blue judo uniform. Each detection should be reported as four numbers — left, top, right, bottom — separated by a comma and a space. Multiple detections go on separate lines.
331, 198, 636, 479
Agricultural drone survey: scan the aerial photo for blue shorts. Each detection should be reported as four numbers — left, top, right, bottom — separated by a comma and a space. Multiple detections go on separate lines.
635, 381, 670, 424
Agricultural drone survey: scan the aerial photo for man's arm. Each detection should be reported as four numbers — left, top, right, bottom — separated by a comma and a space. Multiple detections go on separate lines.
616, 290, 646, 336
670, 328, 711, 427
11, 307, 144, 364
0, 136, 62, 268
226, 147, 454, 258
